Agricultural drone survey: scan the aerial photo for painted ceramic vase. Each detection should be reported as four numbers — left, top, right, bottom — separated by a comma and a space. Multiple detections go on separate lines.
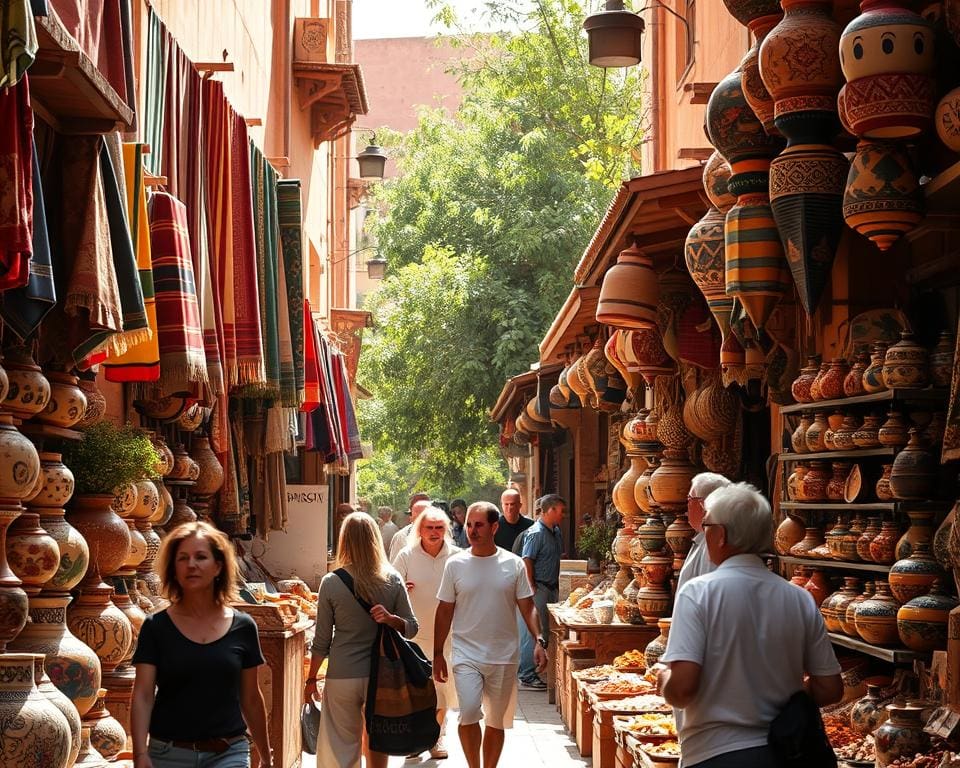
791, 414, 813, 453
878, 410, 909, 448
66, 581, 133, 674
6, 511, 60, 595
882, 331, 928, 389
649, 449, 695, 508
870, 521, 901, 565
827, 464, 852, 502
844, 352, 869, 396
854, 580, 901, 645
66, 496, 131, 582
120, 519, 147, 574
110, 484, 138, 519
841, 581, 875, 637
843, 141, 924, 251
791, 526, 826, 557
685, 206, 733, 341
37, 507, 89, 594
897, 580, 959, 652
636, 514, 667, 556
821, 360, 851, 402
33, 655, 82, 768
833, 415, 860, 452
863, 342, 890, 392
150, 434, 175, 478
0, 653, 72, 768
75, 375, 106, 430
637, 582, 671, 626
31, 452, 75, 509
613, 456, 644, 523
0, 502, 29, 653
2, 349, 51, 419
889, 541, 944, 604
644, 619, 672, 669
775, 514, 806, 555
83, 688, 125, 760
810, 361, 829, 401
74, 725, 108, 767
596, 243, 658, 329
805, 413, 830, 452
850, 682, 889, 736
896, 511, 935, 561
792, 357, 821, 403
889, 428, 936, 500
153, 483, 174, 528
703, 150, 738, 213
0, 414, 41, 504
822, 579, 858, 632
929, 330, 954, 388
853, 413, 883, 448
665, 513, 695, 560
831, 577, 862, 635
38, 372, 88, 429
857, 517, 883, 562
721, 0, 782, 28
826, 515, 850, 559
801, 460, 830, 502
874, 701, 930, 767
129, 479, 159, 522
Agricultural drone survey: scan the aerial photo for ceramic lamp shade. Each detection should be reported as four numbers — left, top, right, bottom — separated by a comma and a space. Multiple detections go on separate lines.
838, 74, 937, 139
685, 206, 733, 340
596, 244, 658, 329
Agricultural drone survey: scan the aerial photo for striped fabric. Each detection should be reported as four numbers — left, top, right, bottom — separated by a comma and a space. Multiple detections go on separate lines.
0, 0, 37, 88
277, 180, 305, 405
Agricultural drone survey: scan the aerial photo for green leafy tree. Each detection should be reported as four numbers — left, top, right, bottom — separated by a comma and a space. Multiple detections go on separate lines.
357, 0, 646, 494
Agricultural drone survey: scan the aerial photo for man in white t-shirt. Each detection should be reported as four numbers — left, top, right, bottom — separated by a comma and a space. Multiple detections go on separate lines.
434, 501, 547, 768
657, 484, 842, 768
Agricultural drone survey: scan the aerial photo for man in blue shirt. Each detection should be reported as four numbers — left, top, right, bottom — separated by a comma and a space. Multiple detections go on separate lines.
519, 494, 565, 690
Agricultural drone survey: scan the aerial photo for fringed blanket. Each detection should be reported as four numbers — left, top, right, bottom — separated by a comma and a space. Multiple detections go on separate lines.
277, 180, 305, 405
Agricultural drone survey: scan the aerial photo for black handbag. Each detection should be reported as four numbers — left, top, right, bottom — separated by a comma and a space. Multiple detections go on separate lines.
334, 569, 441, 756
300, 699, 320, 755
768, 690, 837, 768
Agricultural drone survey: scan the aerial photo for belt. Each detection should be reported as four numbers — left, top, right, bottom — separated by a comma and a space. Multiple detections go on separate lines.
162, 736, 247, 754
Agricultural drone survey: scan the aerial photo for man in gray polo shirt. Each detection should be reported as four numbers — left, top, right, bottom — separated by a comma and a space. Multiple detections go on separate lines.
519, 493, 565, 690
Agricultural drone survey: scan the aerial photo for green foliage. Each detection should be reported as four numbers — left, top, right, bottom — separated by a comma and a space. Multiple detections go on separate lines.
576, 517, 618, 562
357, 0, 645, 492
62, 422, 161, 495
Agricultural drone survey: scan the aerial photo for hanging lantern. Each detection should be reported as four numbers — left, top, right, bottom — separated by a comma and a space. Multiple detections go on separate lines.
357, 142, 388, 180
583, 0, 644, 68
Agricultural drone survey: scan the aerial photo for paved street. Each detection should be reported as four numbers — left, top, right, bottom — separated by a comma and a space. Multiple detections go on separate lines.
302, 689, 589, 767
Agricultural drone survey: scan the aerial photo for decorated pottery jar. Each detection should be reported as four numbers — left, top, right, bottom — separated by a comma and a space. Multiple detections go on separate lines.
150, 435, 175, 478
805, 413, 830, 452
110, 484, 138, 518
6, 511, 60, 595
896, 510, 935, 561
791, 356, 821, 403
38, 372, 88, 429
643, 619, 671, 668
930, 330, 955, 388
66, 495, 132, 581
775, 514, 806, 555
826, 514, 851, 558
854, 580, 900, 645
596, 244, 659, 330
38, 507, 90, 593
882, 331, 929, 389
0, 414, 41, 503
853, 413, 883, 448
790, 567, 811, 587
649, 449, 695, 507
827, 463, 852, 502
801, 460, 830, 502
3, 350, 51, 419
889, 428, 936, 501
85, 688, 126, 760
850, 682, 889, 737
831, 578, 862, 635
833, 415, 860, 451
897, 580, 959, 652
841, 581, 875, 637
818, 359, 850, 401
870, 521, 901, 565
33, 655, 82, 768
844, 352, 870, 397
637, 513, 667, 556
74, 724, 110, 767
66, 581, 133, 674
857, 517, 883, 562
878, 409, 910, 448
863, 342, 890, 393
876, 464, 895, 501
786, 462, 808, 501
0, 653, 72, 768
791, 413, 813, 453
637, 582, 671, 625
191, 437, 226, 498
809, 361, 830, 401
790, 526, 826, 558
874, 701, 930, 768
839, 524, 862, 562
889, 542, 945, 604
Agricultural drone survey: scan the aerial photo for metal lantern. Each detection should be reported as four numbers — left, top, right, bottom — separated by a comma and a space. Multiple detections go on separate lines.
357, 142, 388, 180
365, 256, 387, 280
583, 0, 644, 68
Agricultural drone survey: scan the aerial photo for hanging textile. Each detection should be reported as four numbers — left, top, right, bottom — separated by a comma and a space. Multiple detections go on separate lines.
103, 143, 160, 382
149, 191, 207, 395
277, 180, 305, 404
249, 144, 281, 397
143, 10, 166, 177
1, 0, 37, 88
0, 75, 32, 291
301, 299, 321, 412
334, 352, 364, 461
0, 141, 55, 339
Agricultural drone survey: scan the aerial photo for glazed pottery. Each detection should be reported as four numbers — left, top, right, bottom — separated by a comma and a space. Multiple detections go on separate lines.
83, 688, 125, 760
819, 359, 850, 402
857, 517, 882, 562
0, 414, 41, 503
129, 479, 159, 522
66, 495, 131, 582
850, 682, 889, 736
685, 205, 734, 341
649, 449, 695, 508
874, 701, 930, 768
0, 503, 29, 651
38, 507, 89, 594
882, 331, 928, 389
740, 14, 778, 135
791, 414, 813, 453
616, 576, 643, 625
596, 243, 658, 329
805, 413, 830, 452
66, 581, 133, 674
843, 141, 924, 250
844, 352, 869, 397
6, 511, 60, 595
110, 484, 138, 518
889, 542, 945, 603
786, 462, 808, 501
826, 513, 850, 558
33, 655, 82, 768
74, 724, 108, 767
169, 445, 199, 481
775, 514, 805, 555
9, 593, 102, 716
822, 582, 855, 632
863, 342, 890, 393
644, 619, 671, 668
801, 460, 830, 502
791, 357, 821, 403
930, 330, 955, 388
636, 514, 667, 556
31, 452, 75, 509
613, 456, 644, 523
832, 577, 862, 635
153, 482, 174, 528
637, 582, 671, 625
790, 526, 826, 558
2, 349, 51, 419
889, 428, 936, 500
702, 150, 737, 213
853, 413, 883, 448
665, 513, 695, 560
810, 361, 829, 401
841, 581, 875, 637
120, 519, 147, 574
804, 569, 831, 607
75, 375, 106, 430
833, 416, 860, 451
38, 372, 88, 428
854, 580, 900, 645
876, 464, 894, 501
897, 580, 959, 652
870, 521, 901, 565
895, 511, 935, 561
878, 409, 909, 448
0, 653, 72, 768
839, 521, 862, 562
150, 434, 175, 477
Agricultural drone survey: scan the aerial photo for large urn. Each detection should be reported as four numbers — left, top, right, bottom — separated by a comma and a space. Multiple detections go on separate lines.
0, 502, 29, 651
2, 348, 51, 419
33, 655, 82, 768
649, 449, 696, 510
897, 580, 958, 652
854, 580, 900, 645
889, 542, 945, 604
66, 495, 131, 582
0, 413, 41, 503
0, 653, 72, 768
66, 580, 133, 675
6, 510, 60, 594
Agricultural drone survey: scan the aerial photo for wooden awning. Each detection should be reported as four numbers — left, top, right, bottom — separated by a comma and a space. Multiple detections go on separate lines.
293, 61, 369, 146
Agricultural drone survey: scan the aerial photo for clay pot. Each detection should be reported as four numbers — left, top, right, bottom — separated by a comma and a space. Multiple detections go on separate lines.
875, 464, 894, 501
153, 483, 174, 528
790, 567, 811, 587
889, 428, 936, 501
31, 452, 75, 509
854, 581, 901, 646
896, 511, 935, 561
38, 371, 88, 428
801, 460, 830, 502
878, 410, 910, 448
613, 456, 644, 523
636, 514, 667, 557
74, 724, 108, 767
649, 449, 695, 508
851, 682, 889, 737
775, 514, 805, 555
0, 414, 41, 503
596, 244, 658, 329
874, 701, 930, 768
84, 688, 126, 760
889, 542, 945, 604
804, 413, 829, 453
121, 519, 148, 573
791, 413, 813, 454
839, 523, 862, 562
810, 361, 830, 401
826, 513, 851, 558
822, 581, 857, 633
38, 507, 90, 594
787, 463, 808, 501
167, 497, 197, 529
0, 653, 72, 768
150, 434, 175, 478
0, 503, 29, 653
129, 479, 159, 522
791, 357, 821, 404
75, 375, 106, 430
2, 349, 51, 419
863, 342, 890, 393
6, 511, 60, 595
833, 416, 860, 452
702, 150, 737, 213
882, 331, 929, 389
870, 521, 901, 565
110, 484, 138, 518
637, 582, 671, 625
33, 655, 82, 768
803, 569, 831, 608
930, 330, 955, 388
685, 206, 733, 342
853, 413, 883, 448
644, 619, 671, 668
66, 581, 133, 675
844, 353, 869, 397
791, 526, 826, 558
819, 359, 850, 402
841, 581, 875, 637
177, 402, 204, 432
831, 577, 862, 635
858, 517, 882, 562
897, 580, 959, 652
66, 495, 131, 581
665, 513, 695, 560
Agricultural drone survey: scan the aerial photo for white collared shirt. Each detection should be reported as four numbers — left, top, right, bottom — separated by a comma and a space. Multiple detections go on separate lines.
675, 531, 715, 592
662, 554, 840, 767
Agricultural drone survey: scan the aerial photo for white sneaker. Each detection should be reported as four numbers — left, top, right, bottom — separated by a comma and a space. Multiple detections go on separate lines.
430, 737, 448, 759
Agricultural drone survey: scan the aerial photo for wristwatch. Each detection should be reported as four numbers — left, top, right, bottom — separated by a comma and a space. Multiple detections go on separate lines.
537, 636, 548, 650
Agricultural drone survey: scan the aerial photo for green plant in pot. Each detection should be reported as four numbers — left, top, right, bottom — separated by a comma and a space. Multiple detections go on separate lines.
577, 517, 618, 573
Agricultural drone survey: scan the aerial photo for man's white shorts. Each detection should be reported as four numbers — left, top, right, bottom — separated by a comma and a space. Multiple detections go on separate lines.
452, 660, 519, 730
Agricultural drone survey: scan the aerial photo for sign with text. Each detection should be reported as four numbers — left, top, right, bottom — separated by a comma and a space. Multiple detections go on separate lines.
256, 484, 329, 589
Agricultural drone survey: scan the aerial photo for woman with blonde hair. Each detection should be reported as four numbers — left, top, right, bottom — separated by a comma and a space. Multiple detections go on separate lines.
305, 511, 418, 768
131, 521, 271, 768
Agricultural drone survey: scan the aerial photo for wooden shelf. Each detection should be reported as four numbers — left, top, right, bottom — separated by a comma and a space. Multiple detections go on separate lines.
778, 448, 894, 462
777, 555, 891, 574
18, 421, 83, 443
30, 11, 134, 133
779, 388, 948, 415
163, 478, 196, 487
779, 501, 951, 512
827, 632, 922, 663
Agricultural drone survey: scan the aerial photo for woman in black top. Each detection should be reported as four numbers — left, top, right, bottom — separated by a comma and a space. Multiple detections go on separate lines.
131, 521, 271, 768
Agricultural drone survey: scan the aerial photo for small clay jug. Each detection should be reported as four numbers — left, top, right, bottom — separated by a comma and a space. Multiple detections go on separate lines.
841, 581, 875, 637
827, 463, 852, 502
854, 580, 900, 645
889, 428, 936, 501
791, 356, 821, 403
844, 352, 870, 397
857, 517, 882, 562
853, 413, 883, 448
878, 409, 910, 448
876, 464, 895, 501
819, 358, 850, 401
804, 569, 831, 607
833, 415, 860, 451
791, 413, 813, 453
805, 413, 829, 452
862, 342, 889, 393
889, 542, 945, 604
930, 330, 955, 388
870, 521, 901, 565
831, 577, 862, 634
775, 514, 805, 555
882, 331, 929, 390
809, 361, 830, 401
823, 411, 842, 451
801, 460, 830, 502
874, 701, 930, 766
786, 463, 808, 502
850, 682, 889, 736
826, 514, 850, 558
790, 527, 825, 558
896, 510, 936, 561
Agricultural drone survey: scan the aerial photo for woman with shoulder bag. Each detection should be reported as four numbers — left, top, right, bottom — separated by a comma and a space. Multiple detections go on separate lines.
304, 511, 419, 768
131, 521, 272, 768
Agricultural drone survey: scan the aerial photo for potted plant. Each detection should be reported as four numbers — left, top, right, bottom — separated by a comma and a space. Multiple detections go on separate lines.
577, 517, 618, 573
62, 422, 161, 582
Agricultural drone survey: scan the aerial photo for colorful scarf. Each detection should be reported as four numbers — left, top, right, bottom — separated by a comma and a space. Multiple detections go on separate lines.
0, 141, 55, 339
143, 9, 166, 177
277, 180, 305, 404
334, 352, 363, 460
149, 191, 207, 395
301, 299, 321, 412
0, 75, 32, 291
103, 143, 160, 382
0, 0, 37, 88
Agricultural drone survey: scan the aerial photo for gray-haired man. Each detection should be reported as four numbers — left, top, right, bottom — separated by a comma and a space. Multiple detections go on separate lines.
676, 472, 732, 591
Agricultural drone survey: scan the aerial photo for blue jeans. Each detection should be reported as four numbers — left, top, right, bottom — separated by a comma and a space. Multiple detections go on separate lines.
148, 737, 250, 768
517, 609, 536, 682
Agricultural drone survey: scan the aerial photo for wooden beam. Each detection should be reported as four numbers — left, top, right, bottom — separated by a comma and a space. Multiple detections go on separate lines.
144, 174, 167, 187
195, 62, 235, 78
677, 147, 714, 161
683, 81, 718, 104
245, 117, 263, 126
